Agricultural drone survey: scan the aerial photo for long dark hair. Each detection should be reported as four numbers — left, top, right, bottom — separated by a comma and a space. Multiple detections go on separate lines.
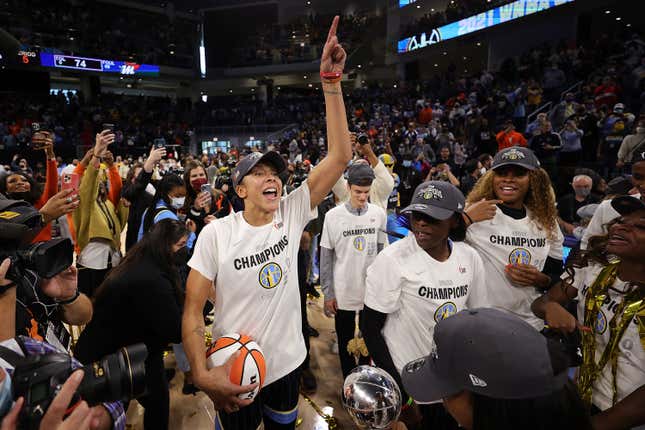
182, 161, 207, 211
142, 173, 184, 233
96, 219, 189, 303
0, 172, 42, 204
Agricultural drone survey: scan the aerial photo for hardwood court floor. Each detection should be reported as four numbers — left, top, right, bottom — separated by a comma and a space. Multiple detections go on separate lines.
125, 293, 356, 429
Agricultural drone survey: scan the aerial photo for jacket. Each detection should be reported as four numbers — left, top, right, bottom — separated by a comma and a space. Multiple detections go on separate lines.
73, 162, 128, 254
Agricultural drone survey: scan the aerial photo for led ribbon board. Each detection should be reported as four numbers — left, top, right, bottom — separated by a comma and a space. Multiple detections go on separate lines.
40, 53, 160, 76
398, 0, 574, 53
399, 0, 418, 7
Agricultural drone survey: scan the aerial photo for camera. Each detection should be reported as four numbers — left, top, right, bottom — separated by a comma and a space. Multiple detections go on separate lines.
215, 174, 232, 190
0, 199, 73, 282
357, 133, 369, 145
11, 342, 147, 430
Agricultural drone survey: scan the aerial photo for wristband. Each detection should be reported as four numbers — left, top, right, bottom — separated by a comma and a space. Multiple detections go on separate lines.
463, 211, 474, 225
320, 71, 342, 84
401, 396, 414, 411
55, 288, 80, 305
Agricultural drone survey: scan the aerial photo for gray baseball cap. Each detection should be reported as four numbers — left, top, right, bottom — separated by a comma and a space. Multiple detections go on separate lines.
347, 162, 375, 185
401, 181, 465, 220
401, 308, 568, 402
232, 151, 286, 188
492, 146, 540, 171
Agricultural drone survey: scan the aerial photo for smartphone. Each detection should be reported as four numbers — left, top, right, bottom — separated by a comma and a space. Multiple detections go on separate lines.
153, 138, 165, 149
201, 183, 212, 195
102, 123, 115, 133
31, 122, 50, 149
61, 173, 80, 199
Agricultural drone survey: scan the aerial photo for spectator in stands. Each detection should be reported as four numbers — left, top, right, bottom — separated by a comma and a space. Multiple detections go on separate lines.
558, 119, 584, 183
496, 119, 527, 151
557, 174, 599, 236
526, 112, 548, 137
478, 153, 493, 173
121, 146, 165, 252
530, 120, 561, 183
616, 118, 645, 170
183, 161, 231, 236
74, 132, 128, 298
460, 158, 483, 196
542, 63, 567, 102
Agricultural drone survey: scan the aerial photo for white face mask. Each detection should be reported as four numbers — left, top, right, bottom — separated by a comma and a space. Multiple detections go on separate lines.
480, 167, 487, 175
170, 196, 185, 209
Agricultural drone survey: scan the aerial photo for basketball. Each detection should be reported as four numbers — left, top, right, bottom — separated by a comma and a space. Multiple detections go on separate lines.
206, 333, 266, 400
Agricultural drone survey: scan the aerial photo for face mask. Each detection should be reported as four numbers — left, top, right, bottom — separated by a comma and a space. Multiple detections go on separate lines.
480, 167, 487, 175
574, 187, 591, 198
637, 127, 645, 133
173, 246, 189, 266
170, 196, 185, 209
190, 177, 208, 192
8, 191, 31, 202
402, 160, 412, 167
0, 371, 13, 418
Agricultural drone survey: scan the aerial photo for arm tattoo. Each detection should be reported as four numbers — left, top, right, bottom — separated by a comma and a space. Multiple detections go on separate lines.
323, 89, 341, 95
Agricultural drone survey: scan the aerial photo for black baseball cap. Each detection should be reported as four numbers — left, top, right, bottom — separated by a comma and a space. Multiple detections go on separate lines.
401, 181, 465, 220
607, 176, 633, 196
611, 195, 645, 215
347, 162, 375, 185
633, 149, 645, 164
232, 151, 286, 188
401, 308, 568, 402
492, 146, 540, 171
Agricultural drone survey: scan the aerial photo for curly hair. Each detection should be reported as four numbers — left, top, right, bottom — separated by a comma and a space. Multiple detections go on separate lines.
466, 168, 559, 240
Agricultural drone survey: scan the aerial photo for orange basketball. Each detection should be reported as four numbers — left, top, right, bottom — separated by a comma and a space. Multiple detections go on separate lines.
206, 333, 266, 400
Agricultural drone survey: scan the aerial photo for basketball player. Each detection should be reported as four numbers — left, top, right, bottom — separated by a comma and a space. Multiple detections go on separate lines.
320, 162, 387, 378
464, 146, 563, 330
361, 181, 488, 429
181, 16, 352, 430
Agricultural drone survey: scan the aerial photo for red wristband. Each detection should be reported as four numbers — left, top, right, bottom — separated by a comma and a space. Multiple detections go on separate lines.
320, 71, 342, 82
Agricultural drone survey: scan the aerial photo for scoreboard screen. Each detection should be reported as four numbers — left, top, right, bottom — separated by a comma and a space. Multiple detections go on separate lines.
40, 53, 160, 76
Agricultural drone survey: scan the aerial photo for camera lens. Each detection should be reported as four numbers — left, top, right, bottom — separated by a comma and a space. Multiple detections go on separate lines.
17, 238, 73, 279
357, 134, 368, 145
77, 344, 147, 404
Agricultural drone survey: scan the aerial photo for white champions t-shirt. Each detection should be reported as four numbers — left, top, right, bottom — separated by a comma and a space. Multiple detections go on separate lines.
364, 235, 488, 373
320, 203, 387, 311
568, 264, 645, 411
466, 208, 563, 330
188, 183, 317, 386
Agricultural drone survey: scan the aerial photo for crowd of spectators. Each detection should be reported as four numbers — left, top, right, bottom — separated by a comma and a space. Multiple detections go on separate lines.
227, 13, 379, 67
0, 0, 197, 68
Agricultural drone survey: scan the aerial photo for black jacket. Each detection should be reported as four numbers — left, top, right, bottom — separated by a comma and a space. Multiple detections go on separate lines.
74, 257, 182, 364
122, 169, 154, 252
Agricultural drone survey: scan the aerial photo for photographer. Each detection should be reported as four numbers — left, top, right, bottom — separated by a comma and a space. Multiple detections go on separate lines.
332, 133, 395, 210
0, 245, 124, 430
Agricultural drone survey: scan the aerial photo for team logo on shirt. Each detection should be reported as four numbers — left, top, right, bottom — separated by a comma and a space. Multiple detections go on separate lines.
508, 248, 532, 265
434, 302, 458, 322
595, 310, 607, 335
258, 262, 283, 289
353, 236, 366, 251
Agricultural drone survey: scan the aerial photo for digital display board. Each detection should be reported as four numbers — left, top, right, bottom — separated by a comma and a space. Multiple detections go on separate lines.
398, 0, 574, 53
399, 0, 418, 7
40, 53, 160, 76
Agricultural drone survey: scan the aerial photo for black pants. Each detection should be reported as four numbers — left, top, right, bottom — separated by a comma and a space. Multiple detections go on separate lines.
335, 309, 370, 379
77, 264, 110, 298
135, 352, 170, 430
215, 367, 301, 429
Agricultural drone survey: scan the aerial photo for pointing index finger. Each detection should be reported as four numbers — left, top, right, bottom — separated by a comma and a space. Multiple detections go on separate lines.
327, 15, 339, 42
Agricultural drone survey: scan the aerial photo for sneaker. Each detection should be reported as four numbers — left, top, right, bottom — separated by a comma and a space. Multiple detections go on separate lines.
301, 368, 317, 394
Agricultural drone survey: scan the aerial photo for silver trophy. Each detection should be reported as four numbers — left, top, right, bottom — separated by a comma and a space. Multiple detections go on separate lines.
341, 365, 402, 429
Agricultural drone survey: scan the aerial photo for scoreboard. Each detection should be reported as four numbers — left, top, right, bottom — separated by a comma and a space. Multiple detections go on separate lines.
40, 53, 160, 76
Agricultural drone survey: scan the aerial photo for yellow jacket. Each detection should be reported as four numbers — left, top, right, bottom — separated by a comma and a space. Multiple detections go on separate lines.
73, 162, 128, 253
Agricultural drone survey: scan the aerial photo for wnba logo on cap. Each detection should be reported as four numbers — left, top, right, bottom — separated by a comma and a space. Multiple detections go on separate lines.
353, 236, 366, 251
508, 248, 531, 265
420, 185, 443, 200
258, 262, 283, 289
501, 148, 526, 161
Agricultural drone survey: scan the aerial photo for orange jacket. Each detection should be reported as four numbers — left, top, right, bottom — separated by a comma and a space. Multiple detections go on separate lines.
496, 130, 527, 151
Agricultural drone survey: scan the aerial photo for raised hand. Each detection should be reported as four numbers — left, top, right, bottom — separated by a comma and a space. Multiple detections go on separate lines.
320, 16, 346, 76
